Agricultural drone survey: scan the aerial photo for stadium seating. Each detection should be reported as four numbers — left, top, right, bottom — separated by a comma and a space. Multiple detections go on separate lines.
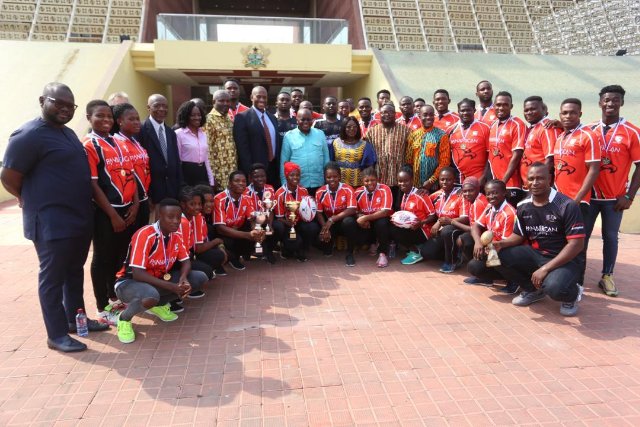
0, 0, 143, 43
360, 0, 636, 55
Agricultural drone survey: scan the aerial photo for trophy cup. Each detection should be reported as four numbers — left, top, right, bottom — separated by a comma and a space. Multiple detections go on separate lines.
285, 200, 300, 239
253, 210, 267, 255
262, 191, 274, 236
480, 230, 501, 267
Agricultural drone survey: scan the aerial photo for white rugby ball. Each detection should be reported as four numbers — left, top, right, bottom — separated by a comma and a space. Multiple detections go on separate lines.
298, 196, 317, 222
391, 210, 418, 228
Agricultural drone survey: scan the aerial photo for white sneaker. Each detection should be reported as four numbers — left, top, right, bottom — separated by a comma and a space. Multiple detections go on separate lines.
97, 309, 120, 326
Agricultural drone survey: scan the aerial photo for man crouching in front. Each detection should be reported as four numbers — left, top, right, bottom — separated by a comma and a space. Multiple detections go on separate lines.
492, 162, 585, 316
113, 198, 207, 343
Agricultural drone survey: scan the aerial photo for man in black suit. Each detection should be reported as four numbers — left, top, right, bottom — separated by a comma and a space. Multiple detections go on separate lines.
138, 94, 183, 206
233, 86, 281, 186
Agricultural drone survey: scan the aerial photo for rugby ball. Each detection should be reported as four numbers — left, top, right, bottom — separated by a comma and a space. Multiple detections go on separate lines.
391, 210, 418, 228
298, 196, 317, 222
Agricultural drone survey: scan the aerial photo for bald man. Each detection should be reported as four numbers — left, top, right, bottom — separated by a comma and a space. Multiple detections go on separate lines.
233, 86, 281, 185
138, 94, 183, 203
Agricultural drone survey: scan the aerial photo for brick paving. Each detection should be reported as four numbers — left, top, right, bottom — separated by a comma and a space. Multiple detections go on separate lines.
1, 199, 640, 426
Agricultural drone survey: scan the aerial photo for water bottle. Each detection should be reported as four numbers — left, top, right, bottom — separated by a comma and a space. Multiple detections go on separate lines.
75, 309, 88, 337
388, 242, 397, 259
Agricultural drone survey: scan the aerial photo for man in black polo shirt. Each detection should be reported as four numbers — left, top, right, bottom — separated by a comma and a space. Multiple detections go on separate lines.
1, 83, 108, 352
313, 96, 342, 148
493, 162, 585, 316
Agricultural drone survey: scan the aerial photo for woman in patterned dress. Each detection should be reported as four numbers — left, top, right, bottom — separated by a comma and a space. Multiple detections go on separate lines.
329, 116, 377, 188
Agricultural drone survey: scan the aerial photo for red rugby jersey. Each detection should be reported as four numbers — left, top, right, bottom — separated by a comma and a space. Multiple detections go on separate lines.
83, 133, 136, 207
448, 120, 491, 184
315, 183, 356, 217
589, 119, 640, 200
396, 115, 422, 131
460, 193, 489, 224
429, 187, 464, 219
488, 116, 526, 189
274, 185, 309, 220
355, 184, 393, 214
475, 200, 517, 241
227, 102, 249, 121
553, 125, 601, 203
434, 111, 460, 131
520, 118, 562, 189
399, 188, 436, 238
244, 183, 276, 210
114, 132, 150, 202
475, 104, 497, 125
213, 190, 255, 228
116, 222, 189, 280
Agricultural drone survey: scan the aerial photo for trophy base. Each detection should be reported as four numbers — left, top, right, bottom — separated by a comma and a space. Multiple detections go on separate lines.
255, 247, 263, 255
266, 231, 273, 236
289, 232, 297, 239
486, 258, 501, 267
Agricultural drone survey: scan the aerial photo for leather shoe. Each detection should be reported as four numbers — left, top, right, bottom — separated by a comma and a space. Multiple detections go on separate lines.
68, 319, 110, 332
47, 335, 87, 352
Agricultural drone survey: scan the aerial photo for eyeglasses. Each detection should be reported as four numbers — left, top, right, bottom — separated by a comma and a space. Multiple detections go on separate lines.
46, 97, 78, 111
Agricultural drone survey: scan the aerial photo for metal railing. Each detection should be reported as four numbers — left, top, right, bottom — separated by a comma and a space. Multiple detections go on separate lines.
156, 14, 349, 45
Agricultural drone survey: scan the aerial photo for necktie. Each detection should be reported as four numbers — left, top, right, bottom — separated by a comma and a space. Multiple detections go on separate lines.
261, 113, 274, 162
157, 125, 168, 163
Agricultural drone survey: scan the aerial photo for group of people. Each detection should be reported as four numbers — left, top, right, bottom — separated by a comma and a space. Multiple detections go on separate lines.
2, 78, 638, 352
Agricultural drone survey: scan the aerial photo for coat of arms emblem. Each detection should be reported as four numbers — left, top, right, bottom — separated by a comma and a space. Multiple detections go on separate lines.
242, 45, 269, 69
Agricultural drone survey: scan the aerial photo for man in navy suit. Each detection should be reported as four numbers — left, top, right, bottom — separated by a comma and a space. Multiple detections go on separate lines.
138, 94, 183, 206
233, 86, 282, 186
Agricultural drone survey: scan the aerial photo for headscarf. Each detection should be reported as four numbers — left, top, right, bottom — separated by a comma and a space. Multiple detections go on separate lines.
284, 161, 301, 177
462, 176, 480, 189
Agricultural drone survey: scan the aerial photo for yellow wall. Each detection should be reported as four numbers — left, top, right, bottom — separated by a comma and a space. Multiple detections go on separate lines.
342, 51, 395, 105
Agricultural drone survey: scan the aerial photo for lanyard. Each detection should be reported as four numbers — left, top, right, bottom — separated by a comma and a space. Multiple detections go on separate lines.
457, 120, 476, 141
600, 118, 622, 154
91, 131, 126, 167
248, 184, 263, 209
488, 200, 507, 232
285, 185, 298, 202
225, 190, 242, 223
558, 124, 583, 153
436, 188, 456, 215
326, 183, 342, 215
153, 222, 171, 273
401, 187, 416, 210
364, 184, 379, 212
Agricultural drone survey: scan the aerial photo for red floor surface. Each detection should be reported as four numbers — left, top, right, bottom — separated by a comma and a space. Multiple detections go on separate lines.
1, 200, 640, 426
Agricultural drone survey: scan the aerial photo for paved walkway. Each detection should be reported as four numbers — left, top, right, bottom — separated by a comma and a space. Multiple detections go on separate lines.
1, 200, 640, 426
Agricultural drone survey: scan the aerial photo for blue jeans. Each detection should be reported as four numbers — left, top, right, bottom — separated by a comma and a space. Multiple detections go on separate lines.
584, 200, 623, 275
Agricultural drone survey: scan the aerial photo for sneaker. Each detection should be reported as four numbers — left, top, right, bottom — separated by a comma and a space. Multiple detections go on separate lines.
214, 266, 228, 276
169, 300, 184, 313
264, 252, 276, 264
498, 282, 520, 295
376, 253, 389, 268
463, 276, 494, 286
297, 255, 309, 263
68, 319, 110, 332
229, 259, 245, 270
146, 303, 179, 321
117, 319, 135, 344
560, 300, 579, 316
368, 243, 379, 256
323, 249, 333, 257
598, 274, 618, 297
400, 251, 423, 265
512, 289, 545, 307
439, 263, 455, 273
280, 250, 293, 260
345, 253, 356, 267
187, 290, 205, 299
97, 308, 120, 326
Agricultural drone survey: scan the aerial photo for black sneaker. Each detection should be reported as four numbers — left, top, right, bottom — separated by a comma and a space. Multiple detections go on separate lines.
297, 255, 309, 263
229, 259, 246, 270
280, 250, 293, 260
345, 253, 356, 267
264, 252, 276, 264
214, 266, 227, 276
187, 290, 205, 299
463, 276, 494, 286
498, 282, 520, 295
169, 300, 184, 313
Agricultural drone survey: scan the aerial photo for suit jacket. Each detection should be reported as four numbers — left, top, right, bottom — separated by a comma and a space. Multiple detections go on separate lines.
233, 108, 282, 186
138, 117, 183, 203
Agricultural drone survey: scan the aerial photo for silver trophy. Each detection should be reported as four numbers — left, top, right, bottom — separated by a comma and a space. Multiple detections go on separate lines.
262, 190, 275, 236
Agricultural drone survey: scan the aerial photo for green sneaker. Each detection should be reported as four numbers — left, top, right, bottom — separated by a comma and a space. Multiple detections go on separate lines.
117, 319, 135, 344
145, 303, 178, 322
401, 251, 424, 265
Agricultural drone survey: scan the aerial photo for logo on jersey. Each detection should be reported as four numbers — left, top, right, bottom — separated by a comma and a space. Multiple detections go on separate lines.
545, 214, 557, 222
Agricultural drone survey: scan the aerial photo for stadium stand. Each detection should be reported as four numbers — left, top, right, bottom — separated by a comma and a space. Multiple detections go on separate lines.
0, 0, 144, 43
359, 0, 639, 55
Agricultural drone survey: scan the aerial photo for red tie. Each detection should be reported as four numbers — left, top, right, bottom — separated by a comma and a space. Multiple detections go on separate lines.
262, 113, 274, 162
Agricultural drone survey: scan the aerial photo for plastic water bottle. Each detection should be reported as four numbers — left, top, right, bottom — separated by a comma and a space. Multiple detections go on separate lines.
388, 242, 397, 259
75, 309, 88, 337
